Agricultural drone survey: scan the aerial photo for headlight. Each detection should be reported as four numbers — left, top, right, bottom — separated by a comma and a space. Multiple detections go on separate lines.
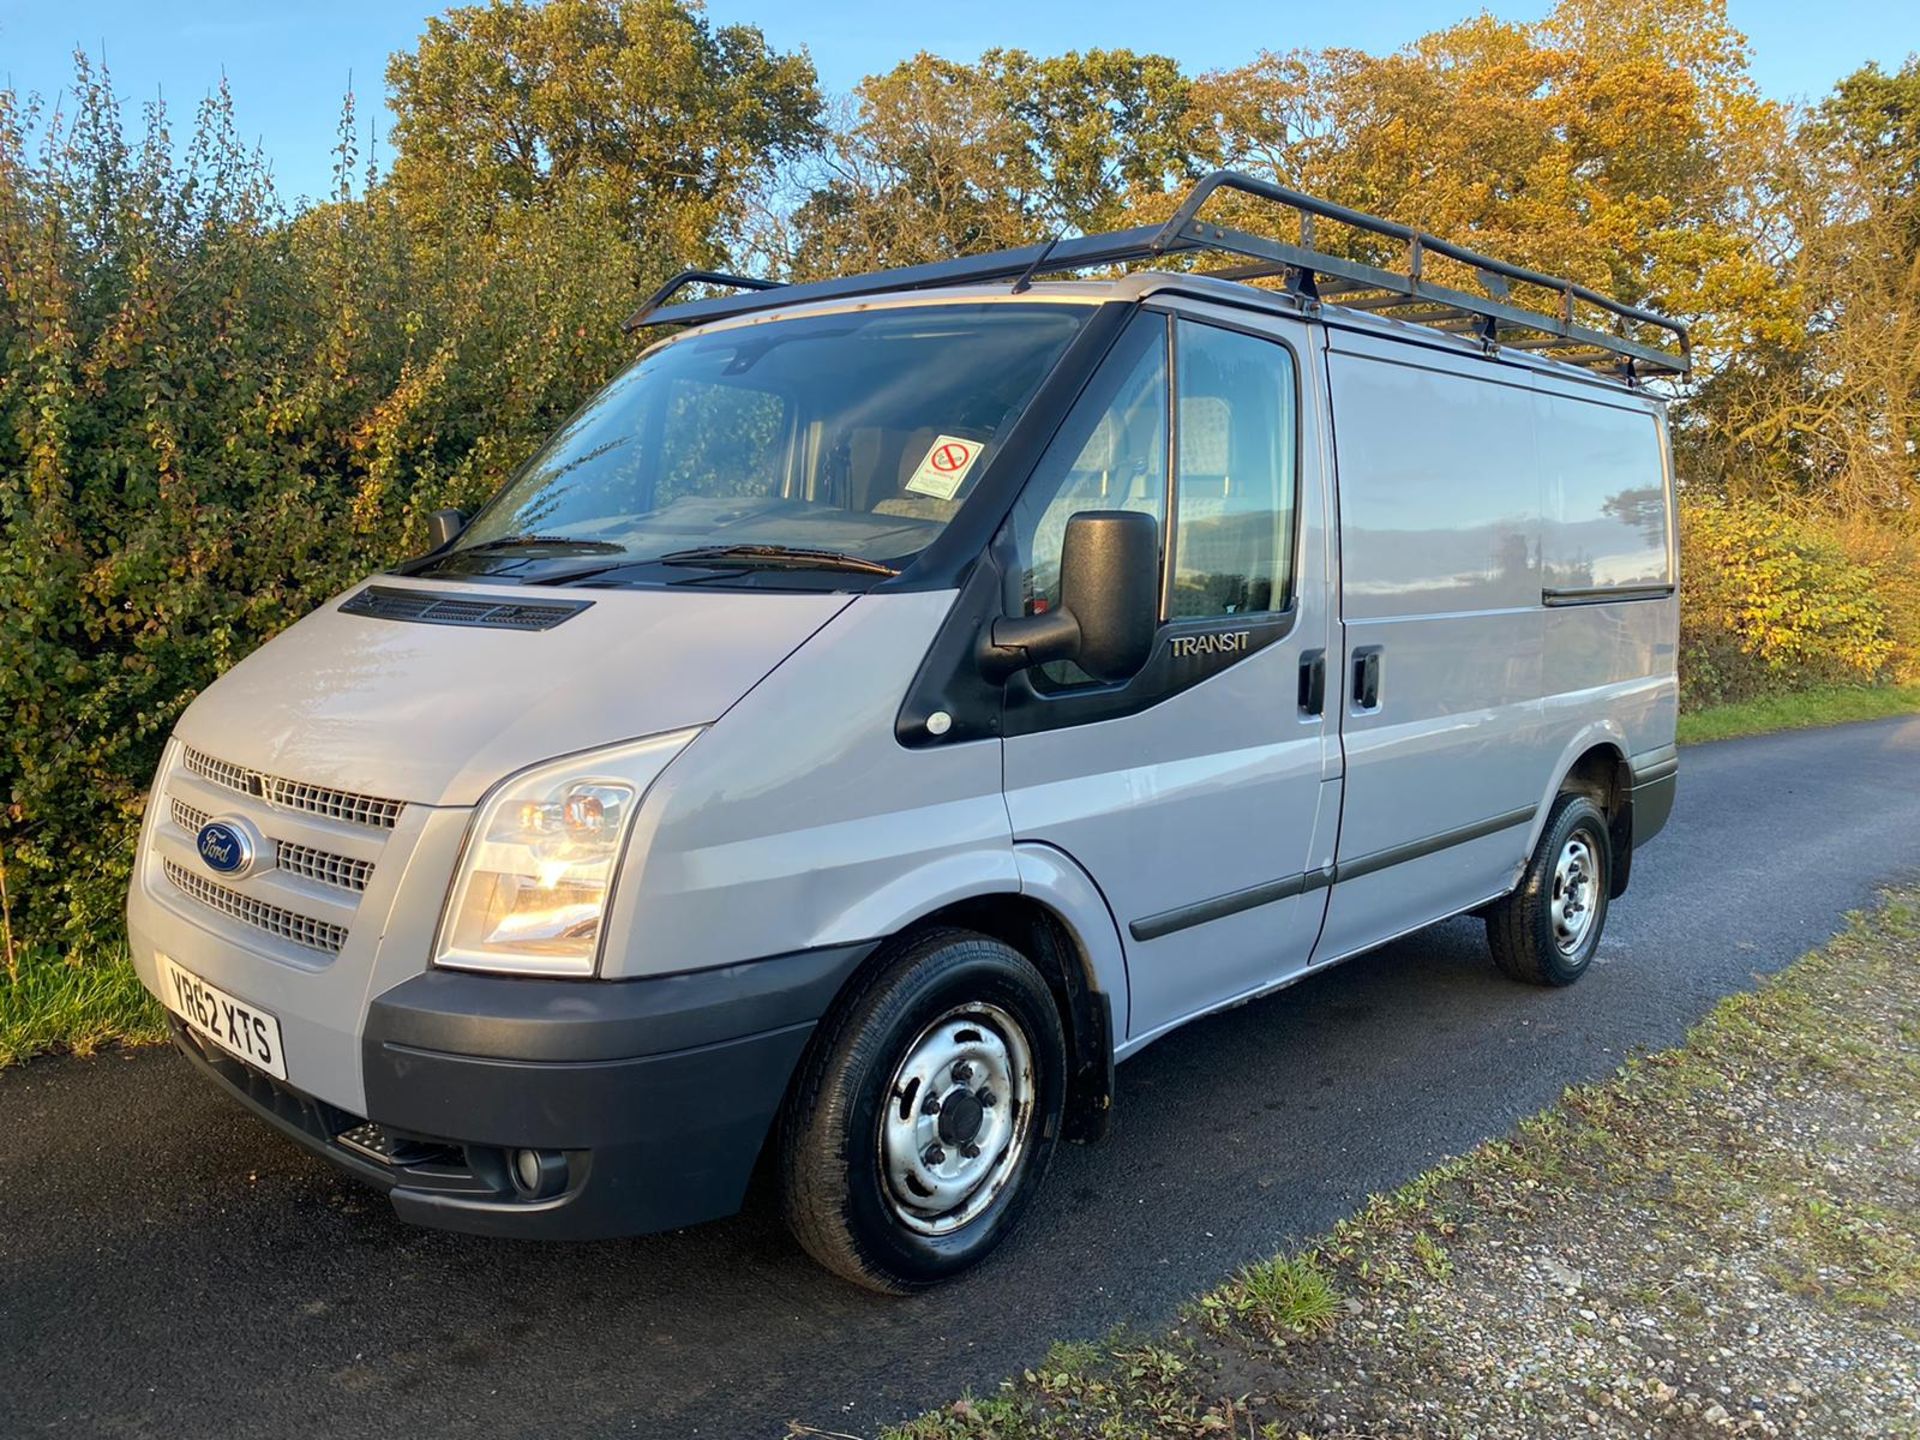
434, 729, 700, 976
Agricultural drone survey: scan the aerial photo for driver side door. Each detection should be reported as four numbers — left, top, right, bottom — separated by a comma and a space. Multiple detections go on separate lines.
998, 305, 1339, 1047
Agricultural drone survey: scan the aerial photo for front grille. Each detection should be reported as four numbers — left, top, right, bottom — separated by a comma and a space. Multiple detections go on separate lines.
181, 747, 252, 795
339, 584, 591, 632
276, 842, 374, 893
181, 745, 403, 829
169, 797, 372, 894
163, 859, 348, 955
171, 797, 209, 834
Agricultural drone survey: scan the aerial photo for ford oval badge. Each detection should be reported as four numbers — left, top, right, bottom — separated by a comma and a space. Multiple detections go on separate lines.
196, 819, 256, 878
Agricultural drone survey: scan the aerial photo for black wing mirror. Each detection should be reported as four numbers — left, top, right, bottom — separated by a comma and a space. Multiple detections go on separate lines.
981, 510, 1160, 683
426, 508, 467, 549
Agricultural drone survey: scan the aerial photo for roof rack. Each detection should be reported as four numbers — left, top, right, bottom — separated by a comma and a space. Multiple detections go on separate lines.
624, 170, 1690, 381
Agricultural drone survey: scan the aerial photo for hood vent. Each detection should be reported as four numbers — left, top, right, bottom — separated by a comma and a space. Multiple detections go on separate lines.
340, 585, 591, 632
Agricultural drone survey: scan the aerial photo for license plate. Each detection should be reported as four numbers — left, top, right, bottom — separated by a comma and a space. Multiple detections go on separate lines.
157, 953, 288, 1081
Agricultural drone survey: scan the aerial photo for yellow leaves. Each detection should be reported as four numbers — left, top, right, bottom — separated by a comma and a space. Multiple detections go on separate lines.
1680, 500, 1902, 703
1194, 0, 1796, 368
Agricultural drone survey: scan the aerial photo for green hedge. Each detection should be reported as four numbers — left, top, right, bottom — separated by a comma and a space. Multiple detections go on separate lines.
0, 76, 665, 969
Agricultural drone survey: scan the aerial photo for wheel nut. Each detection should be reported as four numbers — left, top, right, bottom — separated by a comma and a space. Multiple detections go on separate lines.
952, 1061, 973, 1083
922, 1094, 942, 1115
978, 1089, 996, 1108
923, 1145, 945, 1166
960, 1143, 980, 1159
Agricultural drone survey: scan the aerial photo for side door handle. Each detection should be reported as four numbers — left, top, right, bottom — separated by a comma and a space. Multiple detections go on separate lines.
1351, 646, 1383, 710
1298, 649, 1326, 716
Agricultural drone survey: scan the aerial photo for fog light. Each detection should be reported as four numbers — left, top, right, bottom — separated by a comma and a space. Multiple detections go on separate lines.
509, 1147, 568, 1200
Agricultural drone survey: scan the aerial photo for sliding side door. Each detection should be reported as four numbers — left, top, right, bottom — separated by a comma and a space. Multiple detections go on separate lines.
1311, 333, 1557, 965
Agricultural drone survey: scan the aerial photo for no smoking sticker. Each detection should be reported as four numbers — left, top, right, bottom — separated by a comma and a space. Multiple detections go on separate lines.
904, 434, 984, 501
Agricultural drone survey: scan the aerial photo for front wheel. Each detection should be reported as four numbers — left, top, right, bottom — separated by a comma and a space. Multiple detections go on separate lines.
1486, 793, 1611, 986
777, 928, 1067, 1293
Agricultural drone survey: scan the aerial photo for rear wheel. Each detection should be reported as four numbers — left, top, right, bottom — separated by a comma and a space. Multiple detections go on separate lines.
777, 928, 1067, 1292
1486, 793, 1611, 986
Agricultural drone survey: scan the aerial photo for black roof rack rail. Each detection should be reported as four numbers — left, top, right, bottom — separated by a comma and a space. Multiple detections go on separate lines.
627, 170, 1690, 380
622, 269, 782, 332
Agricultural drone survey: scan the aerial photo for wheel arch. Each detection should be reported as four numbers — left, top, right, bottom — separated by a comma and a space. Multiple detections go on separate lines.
1530, 724, 1635, 899
791, 847, 1126, 1149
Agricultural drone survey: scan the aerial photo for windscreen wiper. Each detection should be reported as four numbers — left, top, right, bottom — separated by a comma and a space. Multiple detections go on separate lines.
655, 544, 900, 577
453, 535, 628, 555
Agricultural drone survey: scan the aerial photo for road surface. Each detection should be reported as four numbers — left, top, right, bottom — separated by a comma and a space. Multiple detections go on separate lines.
4, 716, 1919, 1438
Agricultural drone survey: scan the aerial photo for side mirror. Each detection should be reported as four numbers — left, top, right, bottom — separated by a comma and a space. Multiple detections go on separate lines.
981, 510, 1160, 683
427, 508, 467, 549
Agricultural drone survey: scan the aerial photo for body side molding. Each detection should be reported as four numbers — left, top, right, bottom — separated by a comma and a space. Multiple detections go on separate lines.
1128, 805, 1535, 942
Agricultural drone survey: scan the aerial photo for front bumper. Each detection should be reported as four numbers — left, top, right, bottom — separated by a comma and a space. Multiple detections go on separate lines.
170, 943, 873, 1240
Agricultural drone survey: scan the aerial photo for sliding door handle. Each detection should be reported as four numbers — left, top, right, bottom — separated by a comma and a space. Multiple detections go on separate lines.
1351, 646, 1383, 709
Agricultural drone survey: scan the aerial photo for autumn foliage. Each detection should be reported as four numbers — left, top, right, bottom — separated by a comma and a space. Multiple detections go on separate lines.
2, 0, 1918, 971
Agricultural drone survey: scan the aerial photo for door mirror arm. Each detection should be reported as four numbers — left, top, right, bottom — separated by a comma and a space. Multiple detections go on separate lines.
979, 610, 1081, 683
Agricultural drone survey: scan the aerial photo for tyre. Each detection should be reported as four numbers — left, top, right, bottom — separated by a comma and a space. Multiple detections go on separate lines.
777, 927, 1067, 1293
1486, 793, 1611, 986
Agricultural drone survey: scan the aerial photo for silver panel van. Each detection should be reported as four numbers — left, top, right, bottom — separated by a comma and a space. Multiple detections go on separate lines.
128, 174, 1682, 1291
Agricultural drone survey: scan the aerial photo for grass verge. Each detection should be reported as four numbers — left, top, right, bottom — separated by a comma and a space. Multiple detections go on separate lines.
1677, 683, 1920, 746
840, 892, 1920, 1440
0, 949, 167, 1068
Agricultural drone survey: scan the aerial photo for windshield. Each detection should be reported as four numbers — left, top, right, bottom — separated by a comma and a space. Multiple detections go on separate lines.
433, 302, 1091, 584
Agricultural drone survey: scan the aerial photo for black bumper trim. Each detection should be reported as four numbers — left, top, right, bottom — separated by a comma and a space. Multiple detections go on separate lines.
169, 1019, 496, 1200
1630, 746, 1678, 848
342, 941, 876, 1239
366, 943, 876, 1063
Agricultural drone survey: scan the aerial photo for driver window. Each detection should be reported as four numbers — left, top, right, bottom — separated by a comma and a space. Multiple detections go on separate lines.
1006, 313, 1170, 681
1171, 320, 1297, 618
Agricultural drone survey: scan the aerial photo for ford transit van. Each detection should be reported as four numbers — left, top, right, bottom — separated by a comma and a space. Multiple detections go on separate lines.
129, 173, 1682, 1291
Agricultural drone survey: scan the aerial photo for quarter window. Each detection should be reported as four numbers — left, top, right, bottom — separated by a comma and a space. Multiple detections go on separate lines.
1171, 320, 1297, 618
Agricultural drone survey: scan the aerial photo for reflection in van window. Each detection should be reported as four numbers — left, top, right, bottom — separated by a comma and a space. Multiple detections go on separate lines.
1537, 397, 1670, 590
657, 380, 789, 506
1007, 312, 1169, 689
1012, 313, 1170, 620
450, 303, 1089, 571
1172, 321, 1296, 618
1330, 358, 1538, 619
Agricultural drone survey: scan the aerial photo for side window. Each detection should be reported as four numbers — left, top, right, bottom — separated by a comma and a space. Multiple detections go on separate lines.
1330, 355, 1538, 618
1007, 311, 1170, 629
1171, 320, 1297, 618
1535, 395, 1671, 591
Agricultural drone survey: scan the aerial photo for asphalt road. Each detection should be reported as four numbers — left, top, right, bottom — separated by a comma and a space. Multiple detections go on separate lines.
5, 717, 1920, 1439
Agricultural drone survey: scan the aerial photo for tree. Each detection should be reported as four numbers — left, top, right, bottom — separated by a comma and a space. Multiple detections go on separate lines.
1688, 59, 1920, 513
386, 0, 821, 262
1808, 58, 1920, 226
791, 48, 1210, 276
1192, 0, 1795, 368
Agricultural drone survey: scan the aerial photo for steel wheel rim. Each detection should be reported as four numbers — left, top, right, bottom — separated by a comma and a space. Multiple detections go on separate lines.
879, 1002, 1034, 1236
1550, 832, 1600, 956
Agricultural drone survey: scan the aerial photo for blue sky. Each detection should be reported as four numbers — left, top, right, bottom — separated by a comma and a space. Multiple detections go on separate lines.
2, 1, 1914, 204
